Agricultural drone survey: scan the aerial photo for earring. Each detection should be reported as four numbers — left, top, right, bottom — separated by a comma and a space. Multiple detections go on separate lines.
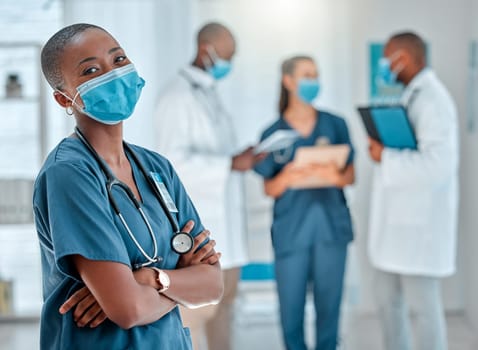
66, 106, 74, 115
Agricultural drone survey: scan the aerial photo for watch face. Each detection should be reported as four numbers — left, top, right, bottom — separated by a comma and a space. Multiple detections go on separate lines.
159, 271, 170, 288
171, 232, 194, 254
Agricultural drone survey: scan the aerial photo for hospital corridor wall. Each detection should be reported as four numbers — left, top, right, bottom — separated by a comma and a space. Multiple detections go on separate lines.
192, 0, 471, 316
177, 0, 478, 334
462, 0, 478, 331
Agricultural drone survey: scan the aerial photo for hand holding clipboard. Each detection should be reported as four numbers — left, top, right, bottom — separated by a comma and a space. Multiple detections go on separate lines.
289, 144, 351, 189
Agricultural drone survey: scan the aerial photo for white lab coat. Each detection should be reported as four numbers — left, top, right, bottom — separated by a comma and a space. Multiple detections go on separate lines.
368, 68, 459, 277
154, 65, 248, 269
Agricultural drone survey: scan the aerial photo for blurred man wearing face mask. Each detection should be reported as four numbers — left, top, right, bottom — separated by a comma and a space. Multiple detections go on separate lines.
154, 22, 263, 350
368, 32, 458, 350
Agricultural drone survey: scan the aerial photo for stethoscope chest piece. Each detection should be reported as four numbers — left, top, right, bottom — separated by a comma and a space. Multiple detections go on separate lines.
74, 127, 195, 267
171, 231, 194, 254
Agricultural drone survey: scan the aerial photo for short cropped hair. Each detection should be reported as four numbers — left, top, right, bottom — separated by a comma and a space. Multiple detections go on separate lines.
197, 22, 232, 44
388, 31, 427, 65
41, 23, 107, 90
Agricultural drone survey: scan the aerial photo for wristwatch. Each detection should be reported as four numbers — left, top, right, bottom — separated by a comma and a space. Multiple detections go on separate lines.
151, 267, 170, 293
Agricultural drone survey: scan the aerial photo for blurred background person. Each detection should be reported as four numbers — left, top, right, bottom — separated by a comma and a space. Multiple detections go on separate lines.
154, 22, 263, 350
368, 32, 459, 350
254, 55, 355, 350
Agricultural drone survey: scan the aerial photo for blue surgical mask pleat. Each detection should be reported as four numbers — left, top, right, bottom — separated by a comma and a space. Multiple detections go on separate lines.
207, 58, 232, 80
77, 64, 137, 95
298, 78, 320, 104
73, 63, 145, 125
205, 46, 232, 80
378, 58, 395, 84
377, 53, 404, 85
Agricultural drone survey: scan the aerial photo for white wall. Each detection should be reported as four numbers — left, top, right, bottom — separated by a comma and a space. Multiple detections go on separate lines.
463, 0, 478, 330
195, 0, 354, 146
192, 0, 474, 314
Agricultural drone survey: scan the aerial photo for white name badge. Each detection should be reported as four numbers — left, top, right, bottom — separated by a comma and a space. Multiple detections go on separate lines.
150, 172, 179, 213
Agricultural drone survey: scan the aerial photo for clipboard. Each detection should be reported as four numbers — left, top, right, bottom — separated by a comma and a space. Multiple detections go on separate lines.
357, 105, 417, 150
290, 144, 350, 189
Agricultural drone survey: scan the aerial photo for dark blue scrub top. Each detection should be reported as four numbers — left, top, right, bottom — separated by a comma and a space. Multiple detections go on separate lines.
33, 138, 202, 350
254, 111, 354, 256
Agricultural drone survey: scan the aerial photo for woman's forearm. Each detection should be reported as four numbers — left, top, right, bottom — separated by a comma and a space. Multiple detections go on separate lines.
335, 164, 355, 188
65, 238, 221, 330
264, 174, 288, 198
73, 256, 179, 329
130, 287, 178, 327
163, 263, 223, 308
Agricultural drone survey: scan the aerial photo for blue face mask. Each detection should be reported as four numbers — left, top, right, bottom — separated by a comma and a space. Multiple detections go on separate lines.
377, 57, 398, 84
377, 53, 404, 85
205, 46, 232, 80
208, 59, 232, 80
298, 78, 320, 104
62, 64, 145, 125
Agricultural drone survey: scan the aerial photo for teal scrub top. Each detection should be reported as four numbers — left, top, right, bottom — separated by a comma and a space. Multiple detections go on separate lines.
254, 111, 354, 256
33, 138, 203, 350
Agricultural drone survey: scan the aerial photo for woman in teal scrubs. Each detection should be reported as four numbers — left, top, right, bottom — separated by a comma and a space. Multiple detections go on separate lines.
33, 23, 223, 350
254, 56, 355, 350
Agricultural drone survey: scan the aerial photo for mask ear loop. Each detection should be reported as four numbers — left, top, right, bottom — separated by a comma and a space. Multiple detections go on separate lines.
202, 46, 215, 70
203, 56, 213, 71
56, 89, 81, 116
389, 50, 405, 75
393, 62, 405, 76
206, 45, 218, 61
207, 44, 229, 68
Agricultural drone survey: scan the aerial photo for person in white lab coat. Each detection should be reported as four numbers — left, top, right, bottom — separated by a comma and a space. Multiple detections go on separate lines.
368, 32, 459, 350
154, 22, 263, 350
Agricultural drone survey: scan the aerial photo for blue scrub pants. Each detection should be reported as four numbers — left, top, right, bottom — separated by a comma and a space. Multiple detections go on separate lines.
274, 242, 347, 350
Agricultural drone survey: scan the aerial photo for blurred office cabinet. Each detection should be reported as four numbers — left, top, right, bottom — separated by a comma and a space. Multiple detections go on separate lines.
0, 43, 47, 178
0, 179, 34, 224
0, 43, 45, 319
0, 279, 13, 316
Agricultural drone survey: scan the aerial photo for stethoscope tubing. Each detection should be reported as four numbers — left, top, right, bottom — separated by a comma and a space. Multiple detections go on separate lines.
74, 127, 193, 265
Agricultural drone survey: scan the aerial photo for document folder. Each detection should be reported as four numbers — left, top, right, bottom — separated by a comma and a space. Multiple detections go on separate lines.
358, 105, 417, 150
290, 144, 350, 189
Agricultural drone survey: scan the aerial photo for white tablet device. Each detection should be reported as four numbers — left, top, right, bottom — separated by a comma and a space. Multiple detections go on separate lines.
254, 130, 300, 154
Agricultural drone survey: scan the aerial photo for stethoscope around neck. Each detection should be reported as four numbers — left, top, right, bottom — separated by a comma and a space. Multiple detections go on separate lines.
74, 127, 194, 269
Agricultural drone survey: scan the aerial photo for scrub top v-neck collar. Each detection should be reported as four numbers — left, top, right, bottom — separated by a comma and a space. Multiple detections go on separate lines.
71, 136, 147, 205
125, 150, 146, 205
280, 110, 321, 142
